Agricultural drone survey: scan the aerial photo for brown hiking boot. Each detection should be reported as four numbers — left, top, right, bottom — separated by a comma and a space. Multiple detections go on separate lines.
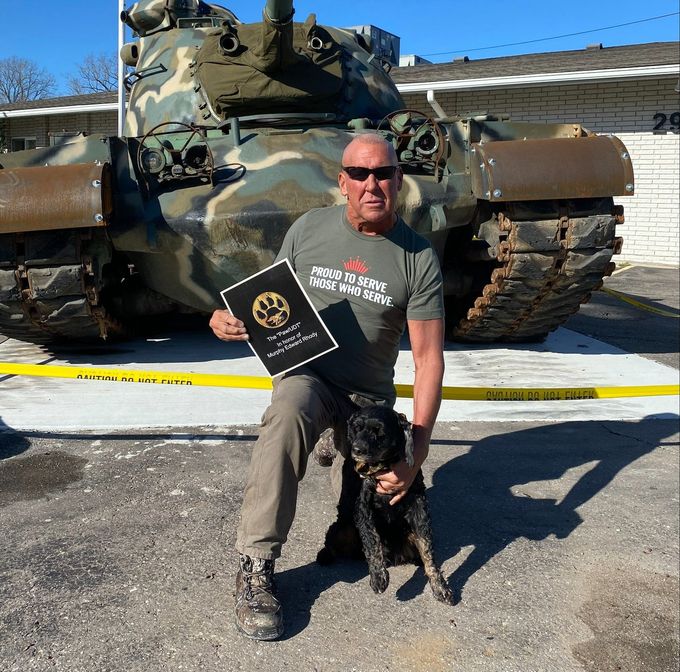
312, 428, 337, 467
234, 554, 283, 640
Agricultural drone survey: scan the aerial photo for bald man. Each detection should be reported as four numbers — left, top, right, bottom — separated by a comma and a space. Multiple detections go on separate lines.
210, 134, 444, 640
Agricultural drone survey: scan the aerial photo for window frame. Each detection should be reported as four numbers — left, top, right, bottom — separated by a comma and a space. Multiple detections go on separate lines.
10, 137, 37, 152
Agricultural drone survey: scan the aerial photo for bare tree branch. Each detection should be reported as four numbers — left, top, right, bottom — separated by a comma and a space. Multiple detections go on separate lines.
67, 53, 119, 95
0, 57, 56, 103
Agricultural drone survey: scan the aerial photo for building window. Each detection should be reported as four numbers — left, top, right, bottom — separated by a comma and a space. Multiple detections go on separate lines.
10, 137, 37, 152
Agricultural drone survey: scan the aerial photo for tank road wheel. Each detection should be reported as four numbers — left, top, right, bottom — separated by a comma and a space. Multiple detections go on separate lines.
443, 198, 623, 343
0, 228, 128, 344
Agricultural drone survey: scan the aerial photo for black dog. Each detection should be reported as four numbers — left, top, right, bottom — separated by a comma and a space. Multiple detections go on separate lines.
317, 406, 453, 605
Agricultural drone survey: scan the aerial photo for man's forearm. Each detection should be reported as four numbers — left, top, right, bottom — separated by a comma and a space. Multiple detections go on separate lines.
411, 361, 444, 468
407, 317, 445, 470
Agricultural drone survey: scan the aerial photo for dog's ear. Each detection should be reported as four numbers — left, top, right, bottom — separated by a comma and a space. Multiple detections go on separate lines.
397, 413, 414, 467
347, 414, 364, 440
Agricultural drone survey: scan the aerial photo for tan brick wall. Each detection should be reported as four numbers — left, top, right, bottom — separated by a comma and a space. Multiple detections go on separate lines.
2, 111, 118, 148
3, 116, 46, 147
403, 77, 680, 265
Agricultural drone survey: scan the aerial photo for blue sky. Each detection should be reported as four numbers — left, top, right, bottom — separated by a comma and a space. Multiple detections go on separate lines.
0, 0, 678, 95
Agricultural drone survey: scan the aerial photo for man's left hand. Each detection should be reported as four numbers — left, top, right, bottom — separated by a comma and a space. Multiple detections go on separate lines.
375, 460, 419, 505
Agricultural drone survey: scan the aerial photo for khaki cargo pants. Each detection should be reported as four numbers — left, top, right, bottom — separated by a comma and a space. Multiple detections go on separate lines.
235, 367, 385, 560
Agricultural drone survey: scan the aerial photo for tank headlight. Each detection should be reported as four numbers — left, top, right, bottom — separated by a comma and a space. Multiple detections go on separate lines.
183, 144, 209, 170
414, 127, 439, 157
140, 147, 166, 174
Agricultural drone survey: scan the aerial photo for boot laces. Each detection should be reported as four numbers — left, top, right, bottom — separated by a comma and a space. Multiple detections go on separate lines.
240, 556, 276, 598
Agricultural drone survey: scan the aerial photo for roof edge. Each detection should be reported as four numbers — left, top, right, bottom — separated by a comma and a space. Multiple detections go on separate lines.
1, 65, 678, 117
395, 64, 680, 93
1, 102, 121, 119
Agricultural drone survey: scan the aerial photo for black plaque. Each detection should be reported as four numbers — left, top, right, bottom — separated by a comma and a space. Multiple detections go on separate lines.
221, 258, 338, 377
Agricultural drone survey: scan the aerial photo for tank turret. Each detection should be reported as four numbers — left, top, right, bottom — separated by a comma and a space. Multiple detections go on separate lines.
120, 0, 403, 136
0, 1, 633, 344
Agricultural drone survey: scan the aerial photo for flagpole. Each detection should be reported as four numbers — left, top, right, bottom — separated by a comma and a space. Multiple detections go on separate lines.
117, 0, 126, 136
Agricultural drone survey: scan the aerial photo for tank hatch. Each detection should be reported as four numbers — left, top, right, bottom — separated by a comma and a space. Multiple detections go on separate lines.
193, 12, 344, 120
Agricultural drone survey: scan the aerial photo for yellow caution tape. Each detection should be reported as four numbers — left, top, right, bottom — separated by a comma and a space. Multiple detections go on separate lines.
1, 362, 677, 401
610, 263, 635, 276
413, 384, 679, 401
601, 287, 680, 319
0, 362, 272, 390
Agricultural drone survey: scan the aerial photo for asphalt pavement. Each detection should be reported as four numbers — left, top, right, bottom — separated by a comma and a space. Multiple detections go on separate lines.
0, 263, 678, 672
566, 264, 679, 370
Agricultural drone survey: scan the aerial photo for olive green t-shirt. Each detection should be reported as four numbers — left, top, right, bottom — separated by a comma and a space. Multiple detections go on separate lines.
275, 205, 443, 403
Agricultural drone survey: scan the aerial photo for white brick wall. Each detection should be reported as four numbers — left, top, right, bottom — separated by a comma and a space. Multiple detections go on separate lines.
403, 77, 680, 265
617, 131, 679, 264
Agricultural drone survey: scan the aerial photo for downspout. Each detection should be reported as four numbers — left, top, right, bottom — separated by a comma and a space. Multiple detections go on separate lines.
426, 89, 447, 119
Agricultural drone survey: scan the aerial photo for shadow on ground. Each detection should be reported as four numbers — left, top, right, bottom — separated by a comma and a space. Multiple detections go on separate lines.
0, 416, 30, 460
277, 418, 678, 636
430, 418, 678, 604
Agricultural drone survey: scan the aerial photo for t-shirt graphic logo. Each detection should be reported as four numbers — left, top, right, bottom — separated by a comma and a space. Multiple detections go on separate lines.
343, 257, 369, 274
252, 291, 290, 328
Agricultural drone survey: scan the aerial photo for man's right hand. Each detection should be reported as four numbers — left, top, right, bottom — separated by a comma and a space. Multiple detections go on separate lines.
209, 309, 249, 341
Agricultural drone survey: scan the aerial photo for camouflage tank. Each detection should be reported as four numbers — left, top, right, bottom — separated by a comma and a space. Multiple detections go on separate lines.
0, 0, 633, 345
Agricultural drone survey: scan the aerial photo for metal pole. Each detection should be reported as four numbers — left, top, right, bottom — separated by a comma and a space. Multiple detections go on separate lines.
117, 0, 126, 136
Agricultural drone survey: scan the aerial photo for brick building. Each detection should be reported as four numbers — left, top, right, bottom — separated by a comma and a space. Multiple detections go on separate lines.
0, 92, 119, 150
1, 42, 678, 264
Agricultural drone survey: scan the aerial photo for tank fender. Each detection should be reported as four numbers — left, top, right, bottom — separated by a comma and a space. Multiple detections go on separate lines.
470, 135, 634, 202
0, 163, 112, 234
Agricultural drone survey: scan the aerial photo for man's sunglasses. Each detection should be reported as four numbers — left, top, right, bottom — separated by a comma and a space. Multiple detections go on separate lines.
342, 165, 399, 181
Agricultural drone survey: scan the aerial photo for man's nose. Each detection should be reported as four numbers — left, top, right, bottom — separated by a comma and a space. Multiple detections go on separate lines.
364, 173, 380, 190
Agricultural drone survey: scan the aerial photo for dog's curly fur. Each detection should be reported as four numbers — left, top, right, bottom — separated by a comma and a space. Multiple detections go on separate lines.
317, 406, 453, 605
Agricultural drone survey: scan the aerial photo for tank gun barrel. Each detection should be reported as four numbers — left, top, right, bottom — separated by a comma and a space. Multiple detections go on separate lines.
253, 0, 298, 73
265, 0, 294, 23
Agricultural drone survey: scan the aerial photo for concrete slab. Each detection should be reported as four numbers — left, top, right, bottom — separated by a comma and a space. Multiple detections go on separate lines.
0, 326, 677, 432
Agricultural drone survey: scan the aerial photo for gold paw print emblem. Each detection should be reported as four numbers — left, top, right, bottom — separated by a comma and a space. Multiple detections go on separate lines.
252, 292, 290, 328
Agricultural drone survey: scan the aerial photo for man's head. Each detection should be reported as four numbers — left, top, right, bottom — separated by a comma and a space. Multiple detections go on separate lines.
338, 134, 403, 234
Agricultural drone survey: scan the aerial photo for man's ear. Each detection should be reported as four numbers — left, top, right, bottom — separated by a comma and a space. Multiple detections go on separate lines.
398, 413, 414, 467
338, 170, 348, 197
396, 165, 404, 192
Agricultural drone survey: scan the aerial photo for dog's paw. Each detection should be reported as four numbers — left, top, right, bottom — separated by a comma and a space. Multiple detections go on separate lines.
431, 580, 455, 606
369, 567, 389, 594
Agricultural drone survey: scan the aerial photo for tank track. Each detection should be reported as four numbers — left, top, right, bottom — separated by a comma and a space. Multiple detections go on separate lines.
0, 228, 124, 344
1, 210, 621, 346
450, 206, 623, 342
